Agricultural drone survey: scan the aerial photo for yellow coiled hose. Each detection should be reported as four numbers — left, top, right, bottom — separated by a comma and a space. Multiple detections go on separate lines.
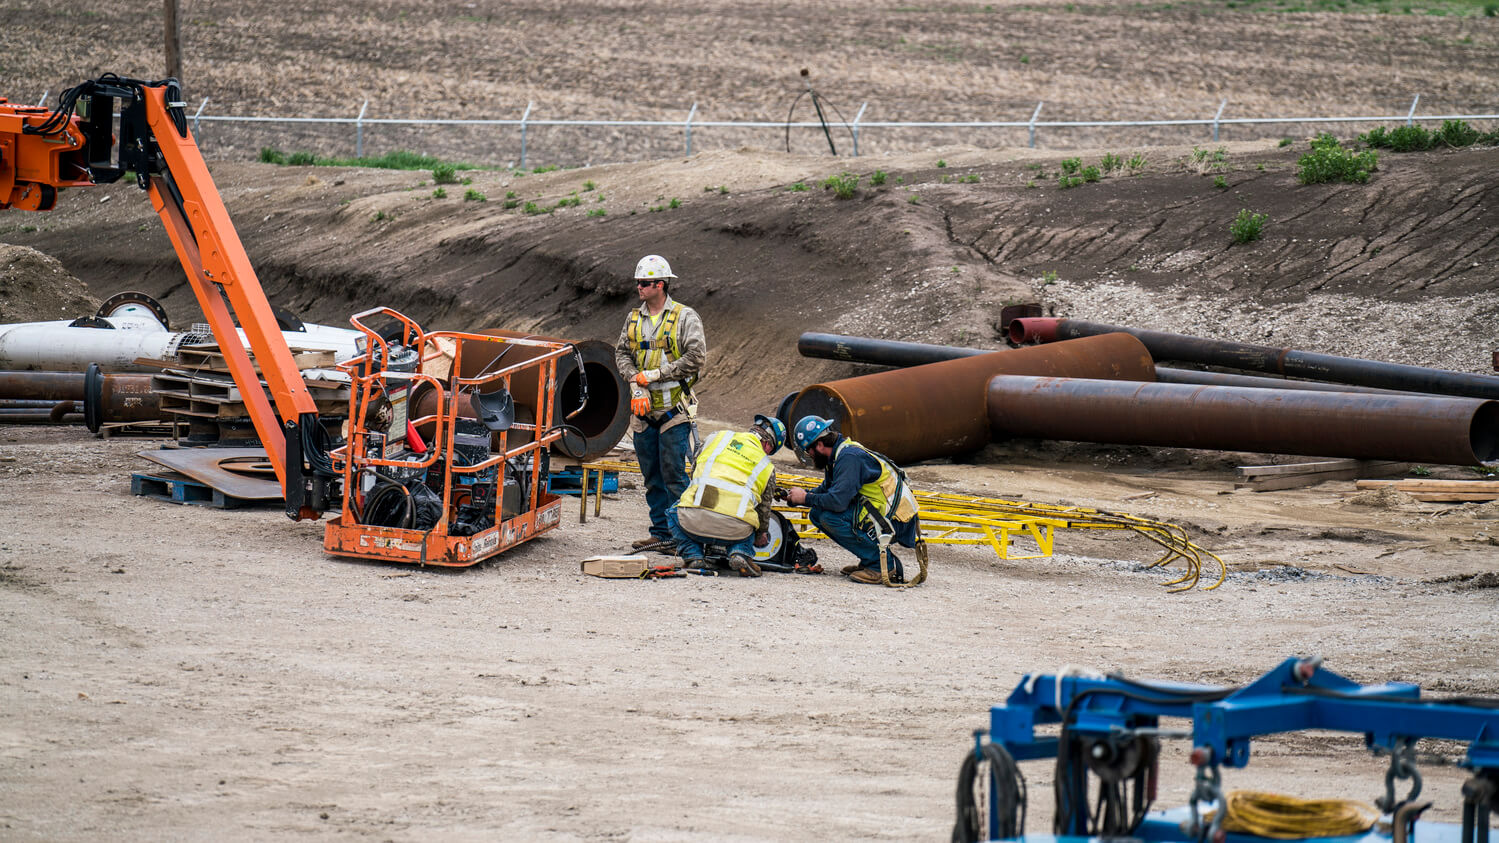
1216, 790, 1380, 839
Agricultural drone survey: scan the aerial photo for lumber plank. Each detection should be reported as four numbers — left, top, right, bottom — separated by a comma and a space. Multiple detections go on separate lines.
1355, 479, 1499, 492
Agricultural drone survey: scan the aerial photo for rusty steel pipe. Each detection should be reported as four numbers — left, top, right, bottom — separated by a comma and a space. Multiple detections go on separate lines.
986, 376, 1499, 466
83, 364, 162, 432
788, 333, 1156, 464
0, 371, 87, 401
1010, 318, 1499, 401
798, 332, 989, 367
0, 410, 85, 425
798, 331, 1406, 396
411, 330, 628, 461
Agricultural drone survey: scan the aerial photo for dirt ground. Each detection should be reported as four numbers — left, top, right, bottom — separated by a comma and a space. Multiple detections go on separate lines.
3, 0, 1499, 838
0, 423, 1496, 840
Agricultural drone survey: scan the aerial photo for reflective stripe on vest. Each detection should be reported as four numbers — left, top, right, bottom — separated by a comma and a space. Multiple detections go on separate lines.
679, 431, 773, 527
627, 302, 691, 411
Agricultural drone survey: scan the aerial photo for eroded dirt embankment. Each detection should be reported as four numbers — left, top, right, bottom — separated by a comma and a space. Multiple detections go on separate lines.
6, 142, 1498, 417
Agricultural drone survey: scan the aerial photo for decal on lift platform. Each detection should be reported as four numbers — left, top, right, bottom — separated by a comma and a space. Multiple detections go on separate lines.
472, 530, 500, 557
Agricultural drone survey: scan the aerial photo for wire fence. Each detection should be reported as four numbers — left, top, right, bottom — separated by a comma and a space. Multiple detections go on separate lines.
34, 90, 1499, 169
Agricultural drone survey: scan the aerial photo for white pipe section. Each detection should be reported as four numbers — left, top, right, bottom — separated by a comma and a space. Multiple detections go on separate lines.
0, 314, 363, 373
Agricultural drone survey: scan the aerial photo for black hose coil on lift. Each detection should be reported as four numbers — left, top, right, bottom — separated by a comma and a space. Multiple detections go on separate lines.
952, 739, 1027, 843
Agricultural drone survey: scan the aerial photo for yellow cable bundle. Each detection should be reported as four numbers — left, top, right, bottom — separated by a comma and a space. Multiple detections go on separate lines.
1218, 790, 1380, 839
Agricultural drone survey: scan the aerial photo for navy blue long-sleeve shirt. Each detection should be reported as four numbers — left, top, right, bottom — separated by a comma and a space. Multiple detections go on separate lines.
804, 435, 883, 513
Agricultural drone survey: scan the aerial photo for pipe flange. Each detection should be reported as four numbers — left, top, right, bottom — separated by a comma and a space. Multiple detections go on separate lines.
96, 291, 170, 329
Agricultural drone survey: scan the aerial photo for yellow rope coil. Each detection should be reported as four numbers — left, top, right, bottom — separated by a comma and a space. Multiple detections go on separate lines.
1216, 790, 1379, 839
586, 460, 1227, 591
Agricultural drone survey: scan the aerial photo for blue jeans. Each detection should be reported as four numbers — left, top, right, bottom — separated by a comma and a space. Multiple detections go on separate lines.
635, 422, 692, 541
808, 505, 914, 579
666, 504, 756, 561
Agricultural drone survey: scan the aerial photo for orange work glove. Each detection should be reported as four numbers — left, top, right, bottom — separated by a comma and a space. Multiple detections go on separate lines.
630, 386, 652, 417
633, 369, 660, 386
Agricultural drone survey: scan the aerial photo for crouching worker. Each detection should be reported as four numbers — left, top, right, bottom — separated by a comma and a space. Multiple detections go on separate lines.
783, 415, 923, 586
667, 414, 788, 577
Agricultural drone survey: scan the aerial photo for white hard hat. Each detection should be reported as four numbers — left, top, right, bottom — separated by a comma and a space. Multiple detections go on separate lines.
634, 254, 676, 280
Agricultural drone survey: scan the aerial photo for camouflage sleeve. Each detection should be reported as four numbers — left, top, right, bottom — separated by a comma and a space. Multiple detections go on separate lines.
614, 315, 639, 380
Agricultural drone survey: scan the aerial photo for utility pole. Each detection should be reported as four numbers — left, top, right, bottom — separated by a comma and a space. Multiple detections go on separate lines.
165, 0, 182, 80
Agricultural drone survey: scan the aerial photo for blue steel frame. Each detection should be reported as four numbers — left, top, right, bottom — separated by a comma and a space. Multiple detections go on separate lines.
978, 657, 1499, 841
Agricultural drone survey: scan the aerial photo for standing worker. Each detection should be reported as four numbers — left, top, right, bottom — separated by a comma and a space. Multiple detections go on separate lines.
615, 254, 708, 553
668, 415, 788, 577
783, 415, 924, 585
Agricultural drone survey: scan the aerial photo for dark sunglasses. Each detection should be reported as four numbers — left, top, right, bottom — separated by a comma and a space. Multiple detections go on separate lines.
636, 279, 660, 287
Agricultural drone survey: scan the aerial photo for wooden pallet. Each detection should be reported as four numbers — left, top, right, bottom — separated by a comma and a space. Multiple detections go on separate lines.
130, 470, 266, 509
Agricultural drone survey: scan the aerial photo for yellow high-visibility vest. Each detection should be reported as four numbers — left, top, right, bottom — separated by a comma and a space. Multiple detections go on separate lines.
835, 438, 918, 526
626, 302, 693, 411
678, 430, 774, 529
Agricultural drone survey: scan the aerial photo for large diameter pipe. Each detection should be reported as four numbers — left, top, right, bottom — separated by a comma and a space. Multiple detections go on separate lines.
1010, 318, 1499, 401
788, 333, 1156, 465
986, 376, 1499, 466
798, 331, 1405, 396
798, 332, 988, 367
0, 371, 87, 400
83, 364, 161, 432
0, 315, 363, 373
411, 330, 629, 461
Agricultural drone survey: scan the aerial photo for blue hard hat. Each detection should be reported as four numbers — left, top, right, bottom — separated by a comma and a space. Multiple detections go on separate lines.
793, 415, 835, 452
753, 413, 787, 452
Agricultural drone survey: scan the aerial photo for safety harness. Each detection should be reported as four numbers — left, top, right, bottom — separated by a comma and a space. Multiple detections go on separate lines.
836, 439, 929, 588
626, 302, 696, 414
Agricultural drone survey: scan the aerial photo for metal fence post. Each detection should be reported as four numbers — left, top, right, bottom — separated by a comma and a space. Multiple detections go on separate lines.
519, 101, 533, 170
1212, 100, 1228, 142
1028, 102, 1044, 148
193, 97, 209, 138
851, 102, 868, 157
36, 91, 48, 107
1407, 95, 1421, 126
685, 101, 698, 156
355, 99, 369, 158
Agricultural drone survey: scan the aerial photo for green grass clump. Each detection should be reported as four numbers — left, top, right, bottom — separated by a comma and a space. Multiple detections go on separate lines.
1100, 152, 1123, 173
587, 208, 606, 217
556, 195, 582, 208
464, 189, 487, 202
788, 182, 808, 192
432, 163, 458, 185
1213, 174, 1229, 189
256, 147, 486, 173
431, 187, 447, 199
522, 201, 548, 215
870, 169, 888, 186
1297, 134, 1378, 184
822, 172, 859, 199
503, 198, 519, 209
1230, 209, 1267, 243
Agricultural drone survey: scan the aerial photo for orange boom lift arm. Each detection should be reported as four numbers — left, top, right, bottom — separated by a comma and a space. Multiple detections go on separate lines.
1, 75, 333, 519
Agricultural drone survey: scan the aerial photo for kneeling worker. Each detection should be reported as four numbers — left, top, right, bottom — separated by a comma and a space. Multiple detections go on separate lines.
783, 415, 921, 585
667, 414, 788, 577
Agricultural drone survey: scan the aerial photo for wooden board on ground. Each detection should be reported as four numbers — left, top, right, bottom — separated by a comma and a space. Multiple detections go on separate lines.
1235, 459, 1409, 492
1352, 478, 1499, 503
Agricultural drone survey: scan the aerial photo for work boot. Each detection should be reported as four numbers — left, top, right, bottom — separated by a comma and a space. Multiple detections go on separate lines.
840, 564, 860, 576
849, 567, 886, 585
728, 553, 763, 578
632, 536, 665, 549
681, 556, 713, 571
